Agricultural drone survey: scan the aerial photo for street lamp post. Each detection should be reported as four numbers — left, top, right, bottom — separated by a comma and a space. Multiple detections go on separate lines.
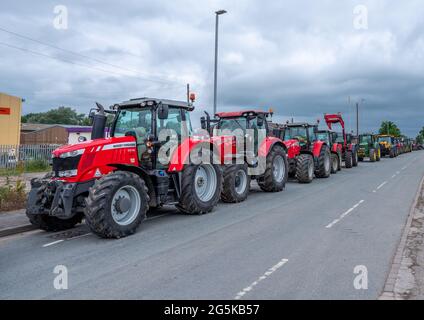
213, 9, 227, 116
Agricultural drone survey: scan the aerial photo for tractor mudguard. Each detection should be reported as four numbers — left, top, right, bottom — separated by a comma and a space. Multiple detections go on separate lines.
168, 138, 222, 172
312, 140, 326, 158
258, 137, 287, 158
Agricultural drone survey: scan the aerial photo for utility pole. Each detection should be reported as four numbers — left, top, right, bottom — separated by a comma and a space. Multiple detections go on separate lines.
213, 10, 227, 116
356, 102, 359, 137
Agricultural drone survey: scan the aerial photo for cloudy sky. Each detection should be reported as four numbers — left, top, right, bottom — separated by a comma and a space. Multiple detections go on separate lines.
1, 0, 423, 136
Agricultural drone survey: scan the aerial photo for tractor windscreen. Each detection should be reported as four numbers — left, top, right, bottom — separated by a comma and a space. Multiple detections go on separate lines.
317, 132, 330, 144
378, 136, 391, 143
360, 135, 372, 144
284, 127, 307, 144
114, 108, 153, 141
217, 117, 247, 135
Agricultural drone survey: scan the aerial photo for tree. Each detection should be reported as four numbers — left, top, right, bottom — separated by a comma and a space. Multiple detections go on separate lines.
378, 121, 401, 137
416, 126, 424, 144
22, 106, 90, 125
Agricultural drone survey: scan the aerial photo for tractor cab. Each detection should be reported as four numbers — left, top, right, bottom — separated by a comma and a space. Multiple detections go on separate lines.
317, 130, 338, 146
207, 110, 272, 156
111, 98, 194, 170
280, 123, 318, 150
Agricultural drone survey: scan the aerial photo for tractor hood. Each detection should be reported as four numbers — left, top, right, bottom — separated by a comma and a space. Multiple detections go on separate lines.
283, 139, 300, 148
51, 136, 136, 158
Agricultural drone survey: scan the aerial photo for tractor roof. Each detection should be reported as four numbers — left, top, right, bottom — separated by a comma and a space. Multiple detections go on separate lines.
119, 97, 193, 109
283, 122, 317, 127
215, 110, 269, 118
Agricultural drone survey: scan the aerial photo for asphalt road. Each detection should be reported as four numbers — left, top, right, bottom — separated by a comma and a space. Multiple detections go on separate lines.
1, 151, 423, 300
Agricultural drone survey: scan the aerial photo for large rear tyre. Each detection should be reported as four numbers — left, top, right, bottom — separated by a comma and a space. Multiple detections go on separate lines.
221, 164, 250, 203
352, 149, 359, 167
330, 153, 338, 174
295, 153, 314, 183
315, 144, 331, 178
84, 171, 149, 239
26, 182, 83, 231
345, 151, 353, 168
177, 164, 222, 214
258, 145, 288, 192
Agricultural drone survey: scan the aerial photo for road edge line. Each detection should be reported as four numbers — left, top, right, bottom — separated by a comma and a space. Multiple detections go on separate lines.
379, 174, 424, 300
0, 224, 35, 238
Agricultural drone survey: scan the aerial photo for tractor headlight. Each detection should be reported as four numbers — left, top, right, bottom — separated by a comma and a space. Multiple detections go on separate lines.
58, 169, 78, 177
59, 148, 85, 158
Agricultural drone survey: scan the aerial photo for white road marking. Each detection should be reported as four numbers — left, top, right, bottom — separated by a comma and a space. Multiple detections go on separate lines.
396, 171, 400, 175
42, 240, 64, 247
373, 181, 388, 193
401, 166, 407, 170
325, 200, 365, 229
391, 174, 397, 178
234, 258, 288, 300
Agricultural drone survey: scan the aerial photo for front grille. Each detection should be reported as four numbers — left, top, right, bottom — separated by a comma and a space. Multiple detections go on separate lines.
52, 155, 81, 177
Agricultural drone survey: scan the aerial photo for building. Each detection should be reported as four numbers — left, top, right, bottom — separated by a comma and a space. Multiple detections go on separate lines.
0, 92, 22, 145
20, 124, 93, 145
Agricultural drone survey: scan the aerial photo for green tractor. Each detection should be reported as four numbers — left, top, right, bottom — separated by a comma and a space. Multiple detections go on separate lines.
358, 133, 381, 162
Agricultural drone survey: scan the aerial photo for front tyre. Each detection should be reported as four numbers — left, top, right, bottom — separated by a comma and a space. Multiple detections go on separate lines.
177, 164, 222, 214
315, 144, 331, 178
295, 153, 314, 183
330, 153, 338, 174
221, 164, 250, 203
345, 151, 353, 168
258, 145, 288, 192
84, 171, 149, 239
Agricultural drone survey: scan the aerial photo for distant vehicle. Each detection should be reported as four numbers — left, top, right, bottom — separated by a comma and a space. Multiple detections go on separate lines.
358, 134, 381, 162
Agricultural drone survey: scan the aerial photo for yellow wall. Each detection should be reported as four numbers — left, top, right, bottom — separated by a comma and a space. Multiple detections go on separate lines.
0, 92, 22, 145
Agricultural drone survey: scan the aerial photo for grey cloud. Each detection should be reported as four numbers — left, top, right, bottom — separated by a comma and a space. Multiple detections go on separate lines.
0, 0, 423, 136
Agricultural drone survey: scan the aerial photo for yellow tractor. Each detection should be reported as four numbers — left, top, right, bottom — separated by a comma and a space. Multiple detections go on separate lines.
376, 134, 398, 158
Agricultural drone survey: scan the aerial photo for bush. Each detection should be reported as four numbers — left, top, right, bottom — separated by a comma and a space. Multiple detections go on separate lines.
25, 159, 49, 172
0, 178, 27, 212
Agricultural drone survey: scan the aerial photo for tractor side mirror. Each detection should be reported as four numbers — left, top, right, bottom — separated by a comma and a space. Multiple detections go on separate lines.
257, 114, 265, 127
157, 103, 169, 120
200, 117, 207, 130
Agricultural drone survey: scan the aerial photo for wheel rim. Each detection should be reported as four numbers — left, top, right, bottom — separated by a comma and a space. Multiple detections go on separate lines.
111, 185, 141, 226
195, 165, 217, 202
272, 155, 285, 183
324, 153, 330, 172
234, 169, 248, 195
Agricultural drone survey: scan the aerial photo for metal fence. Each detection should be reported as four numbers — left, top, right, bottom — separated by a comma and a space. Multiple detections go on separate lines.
0, 144, 60, 169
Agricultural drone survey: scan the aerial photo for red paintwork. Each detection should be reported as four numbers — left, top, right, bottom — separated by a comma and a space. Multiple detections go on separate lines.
282, 139, 301, 159
52, 136, 139, 183
324, 113, 347, 149
332, 143, 342, 155
257, 136, 286, 157
312, 140, 325, 158
215, 110, 269, 118
167, 135, 235, 172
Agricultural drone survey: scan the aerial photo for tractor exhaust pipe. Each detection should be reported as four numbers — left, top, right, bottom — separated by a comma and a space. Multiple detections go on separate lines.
91, 102, 107, 140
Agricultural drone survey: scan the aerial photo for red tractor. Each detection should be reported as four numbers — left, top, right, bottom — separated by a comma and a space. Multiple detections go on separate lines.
201, 110, 288, 203
323, 113, 359, 168
316, 129, 343, 174
271, 122, 331, 183
26, 97, 230, 238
